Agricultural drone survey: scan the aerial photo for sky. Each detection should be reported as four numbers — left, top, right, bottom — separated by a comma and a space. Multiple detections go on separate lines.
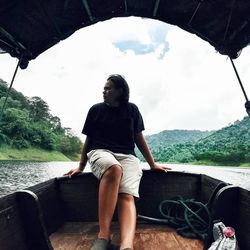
0, 17, 250, 139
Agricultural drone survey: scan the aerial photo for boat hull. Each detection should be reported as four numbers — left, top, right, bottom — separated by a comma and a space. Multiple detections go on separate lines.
0, 170, 249, 249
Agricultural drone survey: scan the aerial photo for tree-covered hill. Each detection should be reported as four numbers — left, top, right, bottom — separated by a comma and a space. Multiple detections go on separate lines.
146, 129, 212, 148
138, 117, 250, 166
192, 117, 250, 165
0, 79, 82, 159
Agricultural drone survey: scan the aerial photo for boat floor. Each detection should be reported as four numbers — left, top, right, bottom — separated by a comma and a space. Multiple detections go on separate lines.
50, 221, 204, 250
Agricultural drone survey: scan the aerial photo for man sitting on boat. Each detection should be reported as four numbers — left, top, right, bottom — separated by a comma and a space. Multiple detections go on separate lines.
64, 74, 170, 250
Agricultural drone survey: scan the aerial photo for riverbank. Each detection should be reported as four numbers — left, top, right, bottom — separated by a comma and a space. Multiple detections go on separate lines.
1, 146, 249, 166
190, 160, 250, 167
0, 146, 80, 161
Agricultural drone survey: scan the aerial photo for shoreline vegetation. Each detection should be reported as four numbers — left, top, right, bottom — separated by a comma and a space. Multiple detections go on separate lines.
190, 160, 250, 167
0, 146, 249, 167
0, 146, 80, 162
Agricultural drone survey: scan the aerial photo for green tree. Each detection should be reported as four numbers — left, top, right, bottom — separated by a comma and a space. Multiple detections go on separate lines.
28, 122, 55, 150
28, 96, 50, 122
1, 108, 31, 148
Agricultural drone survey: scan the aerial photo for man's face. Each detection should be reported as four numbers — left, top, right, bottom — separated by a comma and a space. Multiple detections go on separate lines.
103, 80, 122, 106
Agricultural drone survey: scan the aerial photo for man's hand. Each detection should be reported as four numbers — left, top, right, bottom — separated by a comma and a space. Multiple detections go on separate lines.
150, 163, 172, 172
64, 167, 82, 177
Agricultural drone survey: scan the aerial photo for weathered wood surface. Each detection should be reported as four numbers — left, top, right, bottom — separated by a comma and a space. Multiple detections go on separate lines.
0, 193, 28, 250
16, 190, 53, 250
234, 188, 250, 250
28, 178, 65, 234
50, 221, 204, 250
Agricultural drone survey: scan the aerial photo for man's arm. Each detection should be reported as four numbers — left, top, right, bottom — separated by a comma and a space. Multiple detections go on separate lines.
79, 136, 90, 171
135, 132, 171, 172
64, 136, 91, 176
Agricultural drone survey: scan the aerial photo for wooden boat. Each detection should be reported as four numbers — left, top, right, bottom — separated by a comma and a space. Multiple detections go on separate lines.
1, 1, 250, 249
0, 170, 249, 250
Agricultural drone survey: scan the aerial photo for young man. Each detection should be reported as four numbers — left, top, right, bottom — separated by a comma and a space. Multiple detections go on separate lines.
65, 74, 171, 250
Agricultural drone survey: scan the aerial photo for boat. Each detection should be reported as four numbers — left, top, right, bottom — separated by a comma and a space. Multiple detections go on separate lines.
1, 170, 248, 250
1, 1, 250, 249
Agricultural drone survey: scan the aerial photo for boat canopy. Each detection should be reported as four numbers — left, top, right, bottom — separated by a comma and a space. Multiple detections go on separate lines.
0, 0, 250, 69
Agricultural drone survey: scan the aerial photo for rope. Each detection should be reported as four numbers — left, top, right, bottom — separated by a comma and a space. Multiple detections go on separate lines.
158, 196, 211, 240
0, 58, 21, 122
138, 182, 227, 241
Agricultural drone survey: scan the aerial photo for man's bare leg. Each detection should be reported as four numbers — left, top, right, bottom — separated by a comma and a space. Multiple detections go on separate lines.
118, 193, 136, 249
98, 165, 122, 240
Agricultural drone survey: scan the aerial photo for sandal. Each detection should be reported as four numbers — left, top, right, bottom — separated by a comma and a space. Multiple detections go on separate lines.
90, 238, 111, 250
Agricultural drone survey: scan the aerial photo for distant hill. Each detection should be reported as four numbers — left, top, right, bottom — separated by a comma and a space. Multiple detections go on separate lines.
145, 129, 212, 148
195, 118, 250, 152
138, 117, 250, 166
192, 117, 250, 165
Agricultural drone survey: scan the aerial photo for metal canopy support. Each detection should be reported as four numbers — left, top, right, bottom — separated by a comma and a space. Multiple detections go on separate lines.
124, 0, 128, 13
0, 27, 30, 67
153, 0, 161, 17
81, 0, 94, 22
187, 1, 215, 47
0, 26, 27, 51
230, 57, 250, 116
0, 58, 21, 121
0, 38, 16, 50
188, 0, 204, 26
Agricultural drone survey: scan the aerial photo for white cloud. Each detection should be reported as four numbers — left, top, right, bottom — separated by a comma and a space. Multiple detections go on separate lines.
0, 17, 249, 139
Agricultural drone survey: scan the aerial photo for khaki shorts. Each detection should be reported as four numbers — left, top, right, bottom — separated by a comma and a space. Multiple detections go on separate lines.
87, 149, 143, 198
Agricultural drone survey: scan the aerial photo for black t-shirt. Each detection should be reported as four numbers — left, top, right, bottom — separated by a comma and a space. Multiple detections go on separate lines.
82, 102, 145, 155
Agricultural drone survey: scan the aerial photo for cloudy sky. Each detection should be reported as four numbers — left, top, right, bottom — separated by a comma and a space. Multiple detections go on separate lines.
0, 17, 250, 139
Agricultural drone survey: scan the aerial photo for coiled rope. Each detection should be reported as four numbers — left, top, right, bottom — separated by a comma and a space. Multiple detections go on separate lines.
138, 182, 226, 241
158, 196, 211, 240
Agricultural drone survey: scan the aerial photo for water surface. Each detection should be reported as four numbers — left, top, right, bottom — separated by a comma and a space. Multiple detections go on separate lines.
0, 161, 81, 196
0, 161, 249, 197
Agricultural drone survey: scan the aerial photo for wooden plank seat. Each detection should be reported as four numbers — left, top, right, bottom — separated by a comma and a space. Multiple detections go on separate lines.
50, 221, 204, 250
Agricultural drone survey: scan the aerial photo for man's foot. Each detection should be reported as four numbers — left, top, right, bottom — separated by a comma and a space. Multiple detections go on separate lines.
90, 238, 111, 250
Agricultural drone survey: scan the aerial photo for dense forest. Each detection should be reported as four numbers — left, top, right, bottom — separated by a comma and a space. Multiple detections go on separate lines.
139, 117, 250, 166
0, 79, 82, 159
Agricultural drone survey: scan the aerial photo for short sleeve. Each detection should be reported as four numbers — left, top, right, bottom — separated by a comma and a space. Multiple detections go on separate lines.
132, 104, 145, 133
82, 106, 95, 136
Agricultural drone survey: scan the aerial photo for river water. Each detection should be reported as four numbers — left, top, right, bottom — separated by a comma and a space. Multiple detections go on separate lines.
0, 161, 250, 197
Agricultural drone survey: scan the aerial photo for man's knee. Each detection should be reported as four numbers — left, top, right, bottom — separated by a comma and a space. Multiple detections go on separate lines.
102, 164, 122, 182
118, 193, 134, 203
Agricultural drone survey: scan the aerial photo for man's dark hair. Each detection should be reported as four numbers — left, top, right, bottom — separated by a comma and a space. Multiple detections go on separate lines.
107, 74, 130, 103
